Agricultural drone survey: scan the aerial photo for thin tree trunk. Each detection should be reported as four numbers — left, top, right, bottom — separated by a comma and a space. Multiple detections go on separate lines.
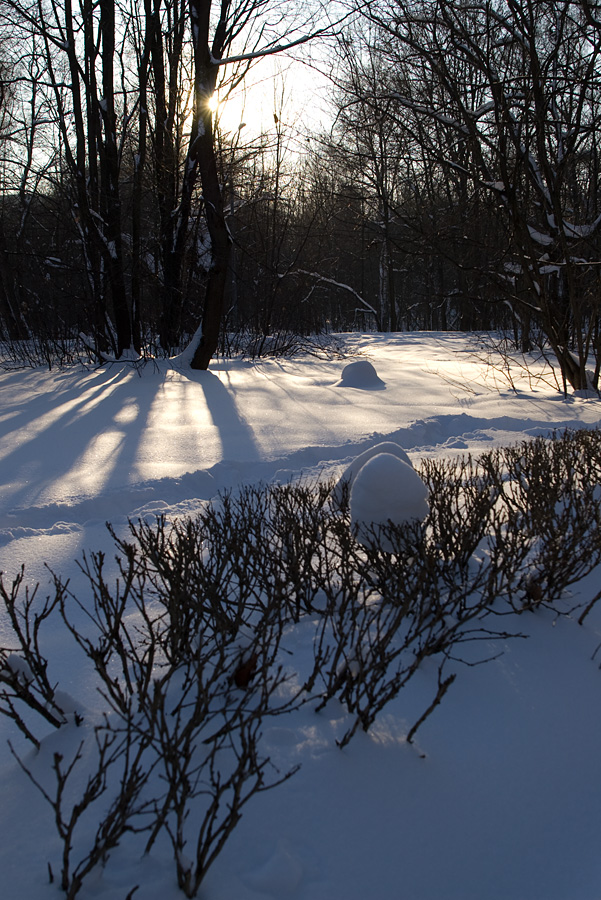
99, 0, 132, 356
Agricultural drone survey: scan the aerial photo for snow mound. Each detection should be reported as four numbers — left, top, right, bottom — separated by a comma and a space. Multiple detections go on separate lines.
331, 441, 413, 508
350, 452, 429, 550
335, 359, 386, 389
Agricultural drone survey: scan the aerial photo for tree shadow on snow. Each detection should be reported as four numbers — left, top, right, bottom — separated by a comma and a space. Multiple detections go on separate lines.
186, 369, 260, 462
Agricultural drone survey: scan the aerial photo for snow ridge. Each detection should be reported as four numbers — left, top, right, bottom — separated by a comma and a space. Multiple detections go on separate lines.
0, 412, 594, 543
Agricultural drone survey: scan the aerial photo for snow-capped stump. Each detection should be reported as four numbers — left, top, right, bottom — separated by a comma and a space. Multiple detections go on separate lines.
335, 359, 386, 389
350, 452, 429, 550
331, 440, 413, 509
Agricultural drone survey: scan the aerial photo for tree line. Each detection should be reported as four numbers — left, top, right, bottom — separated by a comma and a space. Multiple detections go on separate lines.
0, 0, 600, 391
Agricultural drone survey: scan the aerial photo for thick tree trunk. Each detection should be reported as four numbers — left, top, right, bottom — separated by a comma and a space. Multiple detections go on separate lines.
185, 0, 231, 369
190, 119, 231, 369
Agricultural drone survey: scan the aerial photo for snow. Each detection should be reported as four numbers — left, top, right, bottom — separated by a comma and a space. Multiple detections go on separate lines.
350, 453, 429, 550
335, 358, 386, 389
330, 440, 413, 509
527, 225, 554, 246
0, 332, 601, 900
5, 653, 34, 684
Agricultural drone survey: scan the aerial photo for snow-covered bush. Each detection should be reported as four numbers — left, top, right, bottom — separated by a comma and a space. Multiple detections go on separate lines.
349, 452, 429, 551
330, 440, 414, 509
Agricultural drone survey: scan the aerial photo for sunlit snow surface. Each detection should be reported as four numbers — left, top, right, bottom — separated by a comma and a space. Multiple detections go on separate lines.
0, 332, 600, 900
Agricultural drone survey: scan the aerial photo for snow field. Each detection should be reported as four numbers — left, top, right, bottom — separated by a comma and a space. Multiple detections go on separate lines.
0, 333, 600, 900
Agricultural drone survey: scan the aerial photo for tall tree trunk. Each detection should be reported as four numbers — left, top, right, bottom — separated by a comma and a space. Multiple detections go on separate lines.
181, 0, 231, 369
131, 0, 155, 355
154, 0, 187, 354
99, 0, 132, 356
190, 128, 231, 369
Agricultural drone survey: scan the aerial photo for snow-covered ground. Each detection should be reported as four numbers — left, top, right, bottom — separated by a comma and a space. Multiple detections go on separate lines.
0, 332, 600, 900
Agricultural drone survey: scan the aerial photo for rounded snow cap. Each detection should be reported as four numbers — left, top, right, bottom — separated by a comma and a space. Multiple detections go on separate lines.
335, 359, 386, 390
331, 441, 413, 509
350, 452, 429, 550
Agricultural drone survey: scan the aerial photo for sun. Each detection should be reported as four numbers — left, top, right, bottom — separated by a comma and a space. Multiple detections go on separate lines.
209, 59, 332, 141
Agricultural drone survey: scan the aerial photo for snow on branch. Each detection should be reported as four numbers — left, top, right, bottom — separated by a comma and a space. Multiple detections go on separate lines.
209, 7, 358, 67
387, 92, 469, 134
563, 211, 601, 240
293, 269, 378, 317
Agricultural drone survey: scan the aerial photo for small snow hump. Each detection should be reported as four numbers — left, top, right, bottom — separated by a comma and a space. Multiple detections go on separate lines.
335, 359, 386, 390
331, 440, 413, 509
350, 452, 429, 550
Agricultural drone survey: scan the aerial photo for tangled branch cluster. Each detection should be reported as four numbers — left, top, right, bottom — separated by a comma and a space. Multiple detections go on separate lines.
1, 428, 601, 897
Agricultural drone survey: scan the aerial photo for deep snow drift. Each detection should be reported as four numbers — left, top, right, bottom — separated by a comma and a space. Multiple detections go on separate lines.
0, 332, 600, 900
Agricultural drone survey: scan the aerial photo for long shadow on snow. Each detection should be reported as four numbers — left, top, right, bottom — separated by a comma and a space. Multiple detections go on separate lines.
0, 365, 260, 535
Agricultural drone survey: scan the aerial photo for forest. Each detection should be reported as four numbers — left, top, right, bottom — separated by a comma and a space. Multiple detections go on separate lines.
0, 0, 600, 389
1, 5, 601, 897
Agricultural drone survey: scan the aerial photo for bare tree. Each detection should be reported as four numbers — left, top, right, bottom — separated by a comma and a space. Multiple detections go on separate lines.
180, 0, 341, 368
0, 0, 342, 362
327, 33, 411, 331
357, 0, 601, 390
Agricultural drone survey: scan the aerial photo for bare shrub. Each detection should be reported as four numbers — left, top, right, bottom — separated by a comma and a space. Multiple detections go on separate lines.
480, 429, 601, 612
2, 428, 601, 893
11, 720, 152, 900
308, 459, 530, 747
0, 527, 299, 898
53, 530, 299, 898
0, 567, 68, 745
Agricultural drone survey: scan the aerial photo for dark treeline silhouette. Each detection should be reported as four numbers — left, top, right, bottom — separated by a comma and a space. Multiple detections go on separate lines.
0, 0, 600, 390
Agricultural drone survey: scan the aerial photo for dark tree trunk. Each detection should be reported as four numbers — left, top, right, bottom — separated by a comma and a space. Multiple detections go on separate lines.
190, 127, 231, 369
99, 0, 132, 356
183, 0, 231, 369
0, 234, 26, 341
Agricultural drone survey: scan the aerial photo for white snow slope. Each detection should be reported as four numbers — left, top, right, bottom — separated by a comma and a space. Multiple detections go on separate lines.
0, 332, 600, 900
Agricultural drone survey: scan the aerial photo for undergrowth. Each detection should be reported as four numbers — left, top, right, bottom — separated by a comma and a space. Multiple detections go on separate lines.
1, 428, 601, 897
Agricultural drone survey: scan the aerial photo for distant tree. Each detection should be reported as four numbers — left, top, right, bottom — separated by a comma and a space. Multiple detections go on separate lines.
327, 34, 409, 331
0, 31, 62, 345
0, 42, 25, 342
358, 0, 601, 390
322, 23, 509, 335
0, 0, 339, 363
181, 0, 337, 369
